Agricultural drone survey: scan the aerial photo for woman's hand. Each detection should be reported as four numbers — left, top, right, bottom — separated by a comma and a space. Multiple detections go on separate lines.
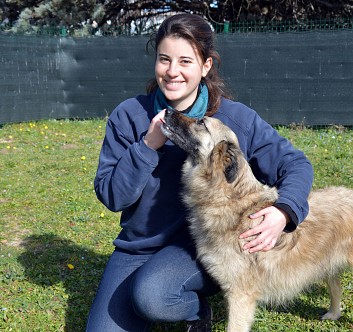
239, 206, 289, 253
143, 110, 168, 150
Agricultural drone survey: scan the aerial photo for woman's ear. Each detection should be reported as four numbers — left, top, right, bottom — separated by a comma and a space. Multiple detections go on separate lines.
202, 57, 213, 77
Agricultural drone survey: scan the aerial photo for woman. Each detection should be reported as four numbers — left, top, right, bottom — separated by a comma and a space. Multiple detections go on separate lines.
86, 13, 313, 332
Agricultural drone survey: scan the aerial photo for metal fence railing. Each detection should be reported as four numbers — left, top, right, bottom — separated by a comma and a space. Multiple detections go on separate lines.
1, 17, 353, 37
214, 18, 353, 33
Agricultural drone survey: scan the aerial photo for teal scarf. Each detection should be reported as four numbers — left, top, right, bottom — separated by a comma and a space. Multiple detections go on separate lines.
154, 83, 209, 119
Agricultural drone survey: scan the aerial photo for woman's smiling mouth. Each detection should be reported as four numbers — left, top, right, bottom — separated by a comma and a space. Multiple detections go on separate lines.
164, 80, 184, 89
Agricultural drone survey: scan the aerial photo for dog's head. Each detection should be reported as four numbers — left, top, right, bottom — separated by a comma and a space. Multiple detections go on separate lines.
161, 109, 242, 183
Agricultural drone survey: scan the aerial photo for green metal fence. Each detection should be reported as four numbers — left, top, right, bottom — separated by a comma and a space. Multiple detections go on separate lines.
1, 18, 353, 37
214, 18, 353, 33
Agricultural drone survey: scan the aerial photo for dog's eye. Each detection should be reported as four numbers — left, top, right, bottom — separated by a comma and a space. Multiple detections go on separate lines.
196, 118, 206, 126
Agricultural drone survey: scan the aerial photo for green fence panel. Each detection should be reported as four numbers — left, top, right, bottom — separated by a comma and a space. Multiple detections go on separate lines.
1, 30, 352, 125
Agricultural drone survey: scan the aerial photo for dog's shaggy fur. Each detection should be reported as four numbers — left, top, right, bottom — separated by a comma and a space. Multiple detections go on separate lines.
161, 109, 353, 332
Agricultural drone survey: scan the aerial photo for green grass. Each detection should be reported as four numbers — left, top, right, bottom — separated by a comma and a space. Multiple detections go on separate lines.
1, 120, 353, 331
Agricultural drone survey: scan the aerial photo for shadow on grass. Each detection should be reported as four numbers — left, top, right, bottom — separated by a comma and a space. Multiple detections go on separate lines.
18, 233, 109, 332
267, 284, 353, 326
17, 233, 187, 332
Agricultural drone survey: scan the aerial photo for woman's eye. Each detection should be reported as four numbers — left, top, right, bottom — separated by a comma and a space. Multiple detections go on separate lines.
159, 56, 170, 63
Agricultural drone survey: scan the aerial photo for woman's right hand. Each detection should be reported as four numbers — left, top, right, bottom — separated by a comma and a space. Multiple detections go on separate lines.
143, 110, 168, 150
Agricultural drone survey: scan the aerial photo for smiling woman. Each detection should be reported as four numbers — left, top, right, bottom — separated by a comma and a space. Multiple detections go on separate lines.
146, 13, 230, 117
154, 36, 212, 111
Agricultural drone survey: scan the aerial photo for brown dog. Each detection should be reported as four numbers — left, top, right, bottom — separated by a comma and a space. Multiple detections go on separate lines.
161, 109, 353, 332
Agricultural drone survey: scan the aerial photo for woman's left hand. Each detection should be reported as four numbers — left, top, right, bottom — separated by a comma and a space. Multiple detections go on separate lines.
239, 206, 289, 253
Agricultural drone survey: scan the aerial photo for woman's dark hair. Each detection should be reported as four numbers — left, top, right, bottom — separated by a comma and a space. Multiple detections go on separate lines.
146, 13, 231, 116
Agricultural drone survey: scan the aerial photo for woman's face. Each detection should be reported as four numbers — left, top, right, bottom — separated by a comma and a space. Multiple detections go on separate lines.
155, 36, 212, 111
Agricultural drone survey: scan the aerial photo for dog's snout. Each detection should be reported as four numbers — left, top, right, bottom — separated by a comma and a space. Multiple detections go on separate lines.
163, 108, 197, 129
164, 108, 177, 123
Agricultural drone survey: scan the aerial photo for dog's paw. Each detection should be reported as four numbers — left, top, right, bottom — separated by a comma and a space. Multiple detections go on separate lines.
321, 310, 341, 321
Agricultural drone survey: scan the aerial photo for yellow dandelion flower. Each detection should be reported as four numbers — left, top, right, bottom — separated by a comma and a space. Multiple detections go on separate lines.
6, 146, 10, 149
45, 145, 49, 149
100, 212, 105, 218
81, 156, 86, 160
67, 263, 74, 270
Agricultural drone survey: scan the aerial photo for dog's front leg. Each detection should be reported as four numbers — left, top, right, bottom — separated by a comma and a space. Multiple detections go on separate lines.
226, 289, 257, 332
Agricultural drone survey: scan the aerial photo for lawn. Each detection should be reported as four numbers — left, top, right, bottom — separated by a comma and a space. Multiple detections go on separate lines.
1, 119, 353, 331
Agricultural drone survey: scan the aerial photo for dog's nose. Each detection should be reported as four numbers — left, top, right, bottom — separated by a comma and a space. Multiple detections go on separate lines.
164, 107, 175, 116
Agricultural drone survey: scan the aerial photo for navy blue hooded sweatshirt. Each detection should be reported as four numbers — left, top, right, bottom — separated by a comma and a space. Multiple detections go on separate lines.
94, 92, 313, 254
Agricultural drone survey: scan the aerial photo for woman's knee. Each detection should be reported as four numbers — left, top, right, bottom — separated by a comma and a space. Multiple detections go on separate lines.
131, 269, 178, 321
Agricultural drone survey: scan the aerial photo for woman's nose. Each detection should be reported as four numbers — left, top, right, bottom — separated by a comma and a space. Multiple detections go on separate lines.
166, 62, 179, 77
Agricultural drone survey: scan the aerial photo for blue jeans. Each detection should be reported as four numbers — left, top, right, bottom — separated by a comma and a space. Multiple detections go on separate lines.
86, 240, 219, 331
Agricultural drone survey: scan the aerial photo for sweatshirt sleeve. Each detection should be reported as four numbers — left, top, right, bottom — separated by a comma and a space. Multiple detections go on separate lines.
247, 113, 314, 232
94, 105, 162, 212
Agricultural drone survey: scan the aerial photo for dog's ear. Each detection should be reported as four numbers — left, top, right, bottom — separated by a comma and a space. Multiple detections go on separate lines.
211, 141, 238, 183
223, 143, 238, 183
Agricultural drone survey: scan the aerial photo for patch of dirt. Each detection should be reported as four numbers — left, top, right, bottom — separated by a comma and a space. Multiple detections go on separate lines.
1, 219, 32, 248
61, 143, 78, 150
